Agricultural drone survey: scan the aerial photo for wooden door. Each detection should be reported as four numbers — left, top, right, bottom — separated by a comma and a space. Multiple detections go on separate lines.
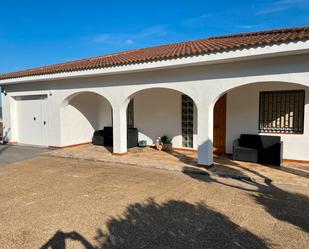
213, 94, 226, 154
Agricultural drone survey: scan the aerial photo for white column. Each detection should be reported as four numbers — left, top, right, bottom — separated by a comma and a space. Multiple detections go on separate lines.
112, 105, 127, 155
2, 94, 17, 143
197, 103, 214, 166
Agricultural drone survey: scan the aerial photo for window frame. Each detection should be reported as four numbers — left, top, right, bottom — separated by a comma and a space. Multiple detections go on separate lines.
258, 90, 305, 135
182, 95, 194, 148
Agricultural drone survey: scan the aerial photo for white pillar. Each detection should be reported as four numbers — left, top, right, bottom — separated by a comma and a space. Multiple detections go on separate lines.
197, 103, 214, 166
112, 105, 127, 155
2, 94, 17, 143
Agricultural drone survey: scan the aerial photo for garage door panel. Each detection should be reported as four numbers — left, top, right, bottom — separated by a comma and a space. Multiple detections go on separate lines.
16, 95, 47, 146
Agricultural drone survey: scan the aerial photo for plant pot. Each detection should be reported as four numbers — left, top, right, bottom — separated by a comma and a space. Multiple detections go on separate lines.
162, 143, 173, 151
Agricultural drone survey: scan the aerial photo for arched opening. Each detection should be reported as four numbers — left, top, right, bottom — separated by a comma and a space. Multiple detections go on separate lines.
212, 81, 309, 162
61, 92, 112, 147
124, 88, 198, 150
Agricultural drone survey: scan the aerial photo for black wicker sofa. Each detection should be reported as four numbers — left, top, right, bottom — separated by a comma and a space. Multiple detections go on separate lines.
233, 134, 282, 166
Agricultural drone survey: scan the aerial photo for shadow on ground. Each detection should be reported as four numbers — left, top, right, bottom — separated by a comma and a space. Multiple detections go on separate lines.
41, 231, 94, 249
214, 155, 309, 179
40, 199, 270, 249
183, 164, 309, 233
166, 149, 198, 166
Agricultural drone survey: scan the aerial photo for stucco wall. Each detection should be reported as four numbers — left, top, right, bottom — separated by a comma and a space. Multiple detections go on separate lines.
226, 82, 309, 161
98, 97, 112, 129
61, 93, 112, 146
0, 107, 2, 137
134, 89, 197, 149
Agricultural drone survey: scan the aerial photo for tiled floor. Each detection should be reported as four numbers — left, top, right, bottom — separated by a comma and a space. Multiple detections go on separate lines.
46, 144, 309, 186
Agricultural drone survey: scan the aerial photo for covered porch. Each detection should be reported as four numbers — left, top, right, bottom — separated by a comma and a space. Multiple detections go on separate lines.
58, 79, 308, 166
46, 144, 309, 186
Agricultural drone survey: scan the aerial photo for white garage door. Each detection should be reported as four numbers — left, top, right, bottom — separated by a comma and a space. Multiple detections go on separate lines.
16, 95, 48, 146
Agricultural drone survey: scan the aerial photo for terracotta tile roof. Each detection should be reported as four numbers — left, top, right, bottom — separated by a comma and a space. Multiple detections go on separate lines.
1, 26, 309, 80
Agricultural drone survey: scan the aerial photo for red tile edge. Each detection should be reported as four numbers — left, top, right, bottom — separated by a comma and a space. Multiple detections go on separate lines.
112, 152, 128, 156
48, 142, 92, 149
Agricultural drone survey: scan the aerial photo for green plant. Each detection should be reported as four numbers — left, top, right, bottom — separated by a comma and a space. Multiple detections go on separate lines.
160, 135, 170, 144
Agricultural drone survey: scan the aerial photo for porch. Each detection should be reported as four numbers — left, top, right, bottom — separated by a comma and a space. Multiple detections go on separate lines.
46, 144, 309, 187
57, 81, 308, 167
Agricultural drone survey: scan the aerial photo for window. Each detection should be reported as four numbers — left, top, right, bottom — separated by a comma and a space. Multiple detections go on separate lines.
259, 90, 305, 134
182, 95, 194, 147
127, 98, 134, 128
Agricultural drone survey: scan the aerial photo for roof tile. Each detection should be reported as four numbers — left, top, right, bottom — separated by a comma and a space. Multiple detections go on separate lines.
1, 26, 309, 80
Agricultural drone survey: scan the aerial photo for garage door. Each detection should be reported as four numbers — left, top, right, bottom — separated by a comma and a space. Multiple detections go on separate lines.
16, 95, 48, 146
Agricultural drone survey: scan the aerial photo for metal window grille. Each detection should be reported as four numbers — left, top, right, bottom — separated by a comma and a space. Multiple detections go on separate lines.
182, 95, 194, 148
127, 98, 134, 128
259, 90, 305, 133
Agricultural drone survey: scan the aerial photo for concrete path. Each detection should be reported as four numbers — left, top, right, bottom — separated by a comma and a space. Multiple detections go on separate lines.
0, 144, 50, 166
0, 156, 308, 249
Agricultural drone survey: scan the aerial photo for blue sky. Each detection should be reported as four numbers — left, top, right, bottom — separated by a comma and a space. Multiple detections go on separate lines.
0, 0, 308, 74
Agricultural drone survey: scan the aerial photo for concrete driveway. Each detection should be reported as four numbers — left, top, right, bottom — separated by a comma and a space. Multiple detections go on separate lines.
0, 156, 308, 249
0, 144, 50, 166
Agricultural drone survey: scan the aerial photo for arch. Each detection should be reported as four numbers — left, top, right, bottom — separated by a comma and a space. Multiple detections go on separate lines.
60, 91, 113, 147
210, 80, 309, 160
121, 86, 197, 111
210, 80, 309, 106
121, 87, 198, 150
61, 90, 113, 108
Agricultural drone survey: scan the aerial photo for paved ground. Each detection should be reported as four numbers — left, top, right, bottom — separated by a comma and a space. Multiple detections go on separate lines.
0, 156, 308, 249
0, 144, 50, 166
47, 144, 309, 186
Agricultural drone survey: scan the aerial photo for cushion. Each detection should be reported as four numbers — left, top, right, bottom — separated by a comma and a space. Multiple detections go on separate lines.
239, 134, 280, 150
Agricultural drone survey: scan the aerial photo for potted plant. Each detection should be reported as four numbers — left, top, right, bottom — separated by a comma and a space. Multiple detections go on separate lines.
161, 135, 173, 151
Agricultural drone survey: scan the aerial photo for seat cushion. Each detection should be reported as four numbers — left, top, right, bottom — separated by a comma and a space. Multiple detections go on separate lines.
233, 146, 258, 163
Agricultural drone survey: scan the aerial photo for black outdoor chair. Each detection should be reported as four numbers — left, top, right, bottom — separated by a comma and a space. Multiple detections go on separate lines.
233, 134, 282, 166
92, 126, 138, 148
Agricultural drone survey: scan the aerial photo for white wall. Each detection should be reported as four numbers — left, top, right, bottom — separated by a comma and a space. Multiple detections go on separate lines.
61, 93, 112, 146
226, 82, 309, 161
134, 89, 197, 149
98, 97, 112, 129
0, 107, 3, 137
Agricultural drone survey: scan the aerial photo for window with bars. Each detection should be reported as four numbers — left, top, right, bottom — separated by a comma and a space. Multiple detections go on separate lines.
127, 98, 134, 128
182, 95, 194, 148
259, 90, 305, 134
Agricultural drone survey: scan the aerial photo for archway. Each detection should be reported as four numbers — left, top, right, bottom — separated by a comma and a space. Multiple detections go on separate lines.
60, 91, 112, 147
211, 81, 309, 161
123, 87, 198, 150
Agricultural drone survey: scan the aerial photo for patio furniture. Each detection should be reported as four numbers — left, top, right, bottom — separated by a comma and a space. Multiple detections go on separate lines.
92, 126, 138, 148
92, 130, 105, 146
233, 134, 282, 166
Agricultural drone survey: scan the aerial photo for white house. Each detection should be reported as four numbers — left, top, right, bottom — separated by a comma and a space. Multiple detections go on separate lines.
0, 26, 309, 166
